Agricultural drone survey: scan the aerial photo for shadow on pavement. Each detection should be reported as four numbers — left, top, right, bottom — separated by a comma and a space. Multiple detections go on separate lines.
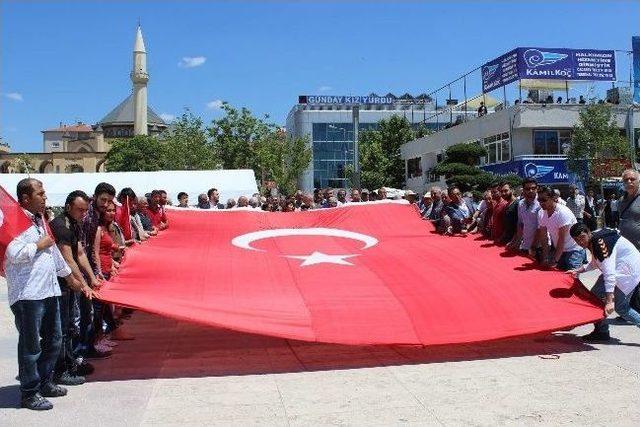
85, 312, 598, 383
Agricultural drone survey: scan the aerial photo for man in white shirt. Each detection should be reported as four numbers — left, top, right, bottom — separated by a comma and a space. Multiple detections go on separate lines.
567, 223, 640, 342
5, 178, 79, 410
566, 185, 586, 223
536, 186, 586, 271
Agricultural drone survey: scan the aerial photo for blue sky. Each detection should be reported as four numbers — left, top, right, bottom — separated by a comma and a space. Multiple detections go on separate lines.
1, 0, 638, 152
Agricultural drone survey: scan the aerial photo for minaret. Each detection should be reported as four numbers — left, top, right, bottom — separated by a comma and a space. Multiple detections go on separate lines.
131, 25, 148, 135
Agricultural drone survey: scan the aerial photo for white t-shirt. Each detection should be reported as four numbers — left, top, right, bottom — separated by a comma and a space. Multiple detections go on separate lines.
538, 203, 581, 252
584, 235, 640, 295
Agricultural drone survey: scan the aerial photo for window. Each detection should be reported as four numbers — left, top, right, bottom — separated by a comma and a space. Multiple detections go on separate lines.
533, 130, 571, 155
407, 158, 422, 178
482, 132, 510, 165
50, 142, 60, 148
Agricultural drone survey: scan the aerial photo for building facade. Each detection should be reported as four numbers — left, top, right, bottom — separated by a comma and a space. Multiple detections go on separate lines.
286, 94, 481, 190
0, 26, 166, 174
401, 103, 640, 194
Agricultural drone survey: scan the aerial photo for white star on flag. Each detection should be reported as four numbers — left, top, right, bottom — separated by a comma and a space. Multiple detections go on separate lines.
286, 251, 359, 267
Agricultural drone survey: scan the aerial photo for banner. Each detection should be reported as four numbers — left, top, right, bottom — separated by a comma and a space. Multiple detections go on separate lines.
482, 47, 616, 93
481, 158, 578, 185
98, 203, 602, 345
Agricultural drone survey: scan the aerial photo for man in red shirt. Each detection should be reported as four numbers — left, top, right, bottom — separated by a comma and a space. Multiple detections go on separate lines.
147, 190, 168, 230
490, 182, 508, 242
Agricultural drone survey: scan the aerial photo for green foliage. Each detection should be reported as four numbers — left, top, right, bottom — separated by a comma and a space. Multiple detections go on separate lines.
255, 132, 312, 196
162, 111, 218, 170
356, 115, 418, 189
14, 154, 35, 173
208, 103, 275, 170
105, 135, 165, 171
433, 142, 497, 193
566, 103, 630, 183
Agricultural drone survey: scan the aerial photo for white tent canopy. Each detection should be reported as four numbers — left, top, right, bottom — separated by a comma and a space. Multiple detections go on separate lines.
0, 169, 259, 207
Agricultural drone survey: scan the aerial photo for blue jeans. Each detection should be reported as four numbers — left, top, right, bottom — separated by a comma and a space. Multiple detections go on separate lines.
557, 249, 587, 271
591, 276, 640, 334
10, 297, 62, 397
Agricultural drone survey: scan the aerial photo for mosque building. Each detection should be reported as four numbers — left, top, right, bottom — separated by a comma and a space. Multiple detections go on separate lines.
0, 26, 167, 174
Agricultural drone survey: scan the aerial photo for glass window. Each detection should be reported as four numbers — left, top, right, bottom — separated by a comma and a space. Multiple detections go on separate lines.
488, 144, 497, 164
407, 158, 422, 178
533, 130, 560, 154
559, 130, 572, 154
501, 139, 510, 162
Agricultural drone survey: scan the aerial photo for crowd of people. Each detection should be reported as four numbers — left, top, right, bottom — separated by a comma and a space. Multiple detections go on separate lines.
4, 171, 640, 410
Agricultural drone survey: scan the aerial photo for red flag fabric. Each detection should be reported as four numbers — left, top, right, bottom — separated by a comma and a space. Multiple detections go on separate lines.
116, 196, 132, 241
0, 185, 33, 272
99, 202, 603, 345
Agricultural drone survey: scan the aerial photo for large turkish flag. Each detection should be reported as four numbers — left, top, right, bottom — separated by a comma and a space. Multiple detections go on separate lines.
98, 202, 603, 345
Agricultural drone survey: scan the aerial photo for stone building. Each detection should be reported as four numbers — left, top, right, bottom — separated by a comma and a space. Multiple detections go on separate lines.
0, 26, 166, 174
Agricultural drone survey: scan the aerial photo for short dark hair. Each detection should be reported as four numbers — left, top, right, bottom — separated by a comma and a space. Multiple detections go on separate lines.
522, 177, 538, 187
151, 189, 161, 197
158, 189, 167, 196
498, 181, 510, 188
117, 187, 137, 202
490, 181, 500, 188
447, 186, 460, 195
65, 190, 90, 208
569, 222, 590, 238
177, 192, 188, 200
537, 186, 555, 199
94, 182, 116, 198
207, 188, 218, 198
16, 178, 41, 202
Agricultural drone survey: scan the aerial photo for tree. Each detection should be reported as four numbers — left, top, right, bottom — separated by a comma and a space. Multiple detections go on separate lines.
432, 142, 502, 192
105, 135, 165, 171
356, 115, 417, 189
566, 103, 630, 190
162, 111, 219, 170
208, 103, 275, 170
255, 132, 312, 196
13, 153, 35, 173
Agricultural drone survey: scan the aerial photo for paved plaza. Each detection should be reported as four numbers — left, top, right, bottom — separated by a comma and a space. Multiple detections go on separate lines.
1, 275, 639, 426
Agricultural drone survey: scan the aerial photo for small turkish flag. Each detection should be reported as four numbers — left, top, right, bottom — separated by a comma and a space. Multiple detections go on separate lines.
0, 185, 33, 273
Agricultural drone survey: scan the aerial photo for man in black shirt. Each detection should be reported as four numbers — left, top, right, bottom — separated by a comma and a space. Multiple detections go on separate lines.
50, 191, 99, 385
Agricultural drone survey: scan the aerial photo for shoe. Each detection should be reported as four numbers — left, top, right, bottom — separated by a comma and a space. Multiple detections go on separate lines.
95, 337, 117, 349
85, 348, 112, 360
40, 383, 68, 398
55, 371, 86, 386
94, 341, 114, 353
581, 330, 611, 342
21, 393, 53, 411
74, 360, 95, 376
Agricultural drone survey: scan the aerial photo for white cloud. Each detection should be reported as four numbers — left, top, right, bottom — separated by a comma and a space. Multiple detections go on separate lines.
178, 56, 206, 68
159, 113, 175, 122
318, 85, 332, 92
206, 99, 224, 110
4, 92, 23, 101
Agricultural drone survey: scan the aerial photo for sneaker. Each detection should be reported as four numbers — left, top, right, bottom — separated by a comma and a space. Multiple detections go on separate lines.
40, 383, 68, 398
95, 337, 116, 349
21, 393, 53, 411
94, 341, 114, 353
101, 337, 119, 347
55, 371, 86, 386
74, 360, 95, 376
85, 348, 112, 359
581, 330, 611, 342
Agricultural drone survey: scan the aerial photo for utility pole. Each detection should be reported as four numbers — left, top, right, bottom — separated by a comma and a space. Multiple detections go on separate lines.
352, 106, 360, 189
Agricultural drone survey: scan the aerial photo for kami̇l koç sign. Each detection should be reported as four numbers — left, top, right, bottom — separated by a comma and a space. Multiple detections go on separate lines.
482, 47, 616, 93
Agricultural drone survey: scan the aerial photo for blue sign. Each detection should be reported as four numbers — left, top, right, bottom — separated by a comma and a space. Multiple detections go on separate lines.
299, 95, 396, 105
482, 49, 519, 93
482, 47, 616, 93
480, 158, 577, 185
633, 36, 640, 104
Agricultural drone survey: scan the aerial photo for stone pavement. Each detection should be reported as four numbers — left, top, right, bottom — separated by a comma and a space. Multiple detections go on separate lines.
0, 275, 639, 426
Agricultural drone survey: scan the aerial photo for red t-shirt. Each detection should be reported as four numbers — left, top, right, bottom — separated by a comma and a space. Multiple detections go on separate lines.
146, 205, 167, 227
491, 198, 508, 241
